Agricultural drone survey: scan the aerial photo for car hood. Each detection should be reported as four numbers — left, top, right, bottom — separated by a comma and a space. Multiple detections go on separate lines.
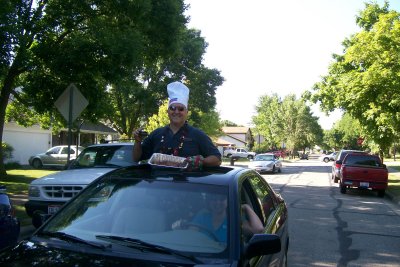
0, 240, 197, 266
30, 168, 117, 185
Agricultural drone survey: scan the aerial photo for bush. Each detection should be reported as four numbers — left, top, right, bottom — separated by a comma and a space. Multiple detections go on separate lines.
2, 142, 14, 160
5, 161, 22, 170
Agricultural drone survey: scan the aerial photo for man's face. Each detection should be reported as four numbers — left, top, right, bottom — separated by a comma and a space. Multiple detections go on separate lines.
208, 194, 228, 214
168, 104, 188, 125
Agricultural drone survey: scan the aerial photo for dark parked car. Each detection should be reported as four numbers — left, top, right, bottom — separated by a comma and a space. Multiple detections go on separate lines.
4, 164, 289, 266
331, 149, 366, 183
29, 145, 84, 169
0, 185, 20, 251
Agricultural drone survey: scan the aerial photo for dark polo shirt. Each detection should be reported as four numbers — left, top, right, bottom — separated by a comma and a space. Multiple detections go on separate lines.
139, 124, 221, 161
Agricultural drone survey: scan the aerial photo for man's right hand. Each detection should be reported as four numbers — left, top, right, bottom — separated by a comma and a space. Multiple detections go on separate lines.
133, 129, 147, 143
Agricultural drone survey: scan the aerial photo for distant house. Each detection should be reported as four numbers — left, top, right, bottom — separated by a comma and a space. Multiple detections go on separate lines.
218, 127, 255, 153
3, 121, 118, 165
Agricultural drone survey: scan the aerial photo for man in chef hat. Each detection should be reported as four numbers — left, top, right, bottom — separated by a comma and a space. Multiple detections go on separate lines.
133, 81, 221, 169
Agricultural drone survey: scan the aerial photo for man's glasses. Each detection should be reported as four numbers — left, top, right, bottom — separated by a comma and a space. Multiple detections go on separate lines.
169, 105, 185, 112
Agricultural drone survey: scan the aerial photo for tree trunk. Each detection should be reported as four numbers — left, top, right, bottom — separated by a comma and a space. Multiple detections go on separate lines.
0, 67, 19, 178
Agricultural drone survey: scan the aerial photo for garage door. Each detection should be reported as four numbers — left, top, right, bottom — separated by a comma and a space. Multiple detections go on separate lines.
3, 129, 51, 165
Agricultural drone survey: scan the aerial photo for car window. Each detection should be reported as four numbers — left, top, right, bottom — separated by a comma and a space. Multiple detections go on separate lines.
73, 145, 135, 168
255, 155, 274, 161
344, 155, 381, 166
47, 147, 61, 154
61, 147, 76, 154
246, 174, 276, 222
241, 179, 265, 223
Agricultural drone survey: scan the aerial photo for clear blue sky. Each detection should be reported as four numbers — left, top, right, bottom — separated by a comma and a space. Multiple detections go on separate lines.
184, 0, 400, 129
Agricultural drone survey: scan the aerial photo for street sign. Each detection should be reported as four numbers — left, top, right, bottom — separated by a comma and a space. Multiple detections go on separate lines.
54, 83, 89, 164
54, 83, 88, 123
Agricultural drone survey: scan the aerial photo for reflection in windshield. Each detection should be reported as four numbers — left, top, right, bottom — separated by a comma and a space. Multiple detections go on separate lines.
41, 177, 229, 258
73, 145, 134, 168
255, 155, 274, 161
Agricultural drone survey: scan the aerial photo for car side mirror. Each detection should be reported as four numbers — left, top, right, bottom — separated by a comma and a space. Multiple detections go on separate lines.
244, 234, 281, 259
382, 164, 386, 168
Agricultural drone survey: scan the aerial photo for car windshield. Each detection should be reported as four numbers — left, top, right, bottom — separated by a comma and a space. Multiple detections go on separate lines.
40, 173, 229, 259
71, 145, 134, 168
255, 154, 274, 161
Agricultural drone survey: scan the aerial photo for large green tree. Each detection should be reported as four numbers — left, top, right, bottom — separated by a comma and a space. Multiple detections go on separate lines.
322, 113, 363, 151
0, 0, 189, 176
104, 27, 224, 138
308, 1, 400, 158
252, 94, 323, 157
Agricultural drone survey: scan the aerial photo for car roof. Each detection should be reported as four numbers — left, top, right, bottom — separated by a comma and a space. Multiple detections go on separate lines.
337, 149, 366, 159
340, 149, 367, 153
97, 164, 249, 187
86, 142, 134, 148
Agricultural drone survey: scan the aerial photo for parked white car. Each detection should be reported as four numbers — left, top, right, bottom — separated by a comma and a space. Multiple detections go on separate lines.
319, 152, 337, 163
248, 153, 282, 174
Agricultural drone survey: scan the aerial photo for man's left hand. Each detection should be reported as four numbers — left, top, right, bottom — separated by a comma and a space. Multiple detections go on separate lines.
185, 155, 204, 170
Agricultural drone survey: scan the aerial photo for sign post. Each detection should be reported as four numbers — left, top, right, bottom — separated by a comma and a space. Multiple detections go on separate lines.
55, 84, 88, 164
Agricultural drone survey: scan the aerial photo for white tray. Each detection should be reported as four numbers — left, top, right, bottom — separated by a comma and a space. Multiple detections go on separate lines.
148, 153, 188, 168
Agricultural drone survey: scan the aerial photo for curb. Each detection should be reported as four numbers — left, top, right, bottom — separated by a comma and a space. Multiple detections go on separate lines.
385, 190, 400, 206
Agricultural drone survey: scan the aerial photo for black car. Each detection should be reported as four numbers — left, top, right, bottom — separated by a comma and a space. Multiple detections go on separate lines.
0, 185, 20, 251
1, 164, 289, 266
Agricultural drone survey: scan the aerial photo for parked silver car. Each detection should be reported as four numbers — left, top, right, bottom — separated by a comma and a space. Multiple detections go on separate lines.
318, 152, 337, 163
29, 145, 84, 169
248, 153, 282, 173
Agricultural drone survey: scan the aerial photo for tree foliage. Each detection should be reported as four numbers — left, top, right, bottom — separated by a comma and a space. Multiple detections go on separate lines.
308, 1, 400, 158
0, 0, 224, 176
104, 28, 224, 138
252, 94, 323, 156
322, 113, 363, 151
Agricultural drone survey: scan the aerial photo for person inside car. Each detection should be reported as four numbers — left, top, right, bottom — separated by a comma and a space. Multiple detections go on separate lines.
132, 81, 221, 169
184, 194, 264, 243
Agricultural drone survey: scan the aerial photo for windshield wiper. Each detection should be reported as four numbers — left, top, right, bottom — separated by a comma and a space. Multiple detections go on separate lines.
40, 231, 110, 249
95, 234, 202, 264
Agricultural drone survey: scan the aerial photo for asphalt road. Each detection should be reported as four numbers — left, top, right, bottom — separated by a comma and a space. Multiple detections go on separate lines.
264, 158, 400, 267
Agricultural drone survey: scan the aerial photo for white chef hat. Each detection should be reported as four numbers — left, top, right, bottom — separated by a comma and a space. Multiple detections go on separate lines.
167, 81, 190, 108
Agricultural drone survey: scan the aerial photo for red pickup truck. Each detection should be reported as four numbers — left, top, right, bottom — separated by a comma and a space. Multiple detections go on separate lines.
339, 153, 388, 197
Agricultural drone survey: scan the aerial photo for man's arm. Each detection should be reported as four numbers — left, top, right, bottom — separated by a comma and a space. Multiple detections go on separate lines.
203, 155, 222, 167
132, 129, 144, 162
241, 204, 264, 236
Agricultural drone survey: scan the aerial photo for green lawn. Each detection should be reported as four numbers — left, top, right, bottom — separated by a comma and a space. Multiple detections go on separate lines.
388, 165, 400, 200
1, 169, 59, 226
